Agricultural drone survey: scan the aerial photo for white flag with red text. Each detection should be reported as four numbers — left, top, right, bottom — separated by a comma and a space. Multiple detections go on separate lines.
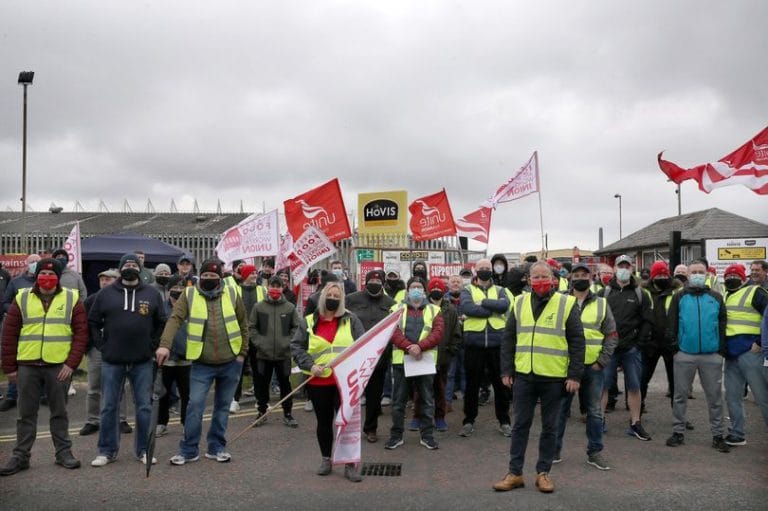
287, 226, 337, 283
330, 308, 404, 464
63, 222, 82, 273
215, 209, 279, 264
482, 152, 539, 209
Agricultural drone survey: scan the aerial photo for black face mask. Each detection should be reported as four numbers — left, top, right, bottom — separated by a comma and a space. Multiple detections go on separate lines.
724, 278, 742, 291
366, 282, 383, 295
385, 279, 398, 290
155, 276, 170, 286
429, 290, 444, 302
199, 278, 220, 291
476, 269, 493, 281
121, 268, 140, 281
412, 269, 427, 279
572, 279, 590, 292
674, 275, 687, 284
261, 272, 273, 280
169, 290, 182, 300
325, 298, 340, 311
653, 278, 671, 290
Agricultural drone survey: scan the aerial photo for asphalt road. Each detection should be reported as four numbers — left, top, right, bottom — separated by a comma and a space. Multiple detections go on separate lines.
1, 363, 767, 511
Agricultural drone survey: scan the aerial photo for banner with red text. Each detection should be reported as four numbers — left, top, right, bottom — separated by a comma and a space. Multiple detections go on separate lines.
331, 308, 404, 464
482, 152, 539, 208
63, 222, 82, 273
216, 210, 279, 264
288, 225, 337, 282
358, 261, 384, 290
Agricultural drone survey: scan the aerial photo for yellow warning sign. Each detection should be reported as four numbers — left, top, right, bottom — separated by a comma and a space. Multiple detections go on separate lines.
717, 247, 766, 260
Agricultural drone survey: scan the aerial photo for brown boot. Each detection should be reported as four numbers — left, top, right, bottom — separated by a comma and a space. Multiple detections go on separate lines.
493, 473, 525, 491
535, 472, 554, 493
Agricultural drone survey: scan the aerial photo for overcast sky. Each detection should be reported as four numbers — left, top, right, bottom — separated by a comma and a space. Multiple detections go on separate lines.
1, 1, 766, 255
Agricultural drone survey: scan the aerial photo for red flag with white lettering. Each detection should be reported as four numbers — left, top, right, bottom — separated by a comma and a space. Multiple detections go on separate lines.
455, 207, 492, 244
408, 189, 457, 241
284, 178, 352, 242
658, 127, 768, 195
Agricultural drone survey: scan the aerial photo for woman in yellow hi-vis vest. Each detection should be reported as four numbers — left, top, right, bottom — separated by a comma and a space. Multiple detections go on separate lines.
290, 281, 365, 482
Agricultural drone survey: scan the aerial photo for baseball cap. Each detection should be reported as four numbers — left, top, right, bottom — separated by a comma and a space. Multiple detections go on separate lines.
571, 262, 591, 274
615, 255, 633, 266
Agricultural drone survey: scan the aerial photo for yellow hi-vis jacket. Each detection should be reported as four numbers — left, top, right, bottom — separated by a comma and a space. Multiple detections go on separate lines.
185, 286, 242, 360
513, 292, 576, 378
16, 288, 78, 364
463, 284, 506, 332
725, 285, 762, 337
301, 314, 355, 378
390, 303, 440, 365
579, 296, 607, 365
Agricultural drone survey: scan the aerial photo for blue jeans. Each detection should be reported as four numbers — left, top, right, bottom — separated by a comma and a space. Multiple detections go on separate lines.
5, 382, 18, 400
556, 366, 605, 456
180, 359, 242, 458
603, 346, 642, 393
724, 350, 768, 440
508, 376, 563, 475
98, 359, 153, 458
445, 346, 466, 402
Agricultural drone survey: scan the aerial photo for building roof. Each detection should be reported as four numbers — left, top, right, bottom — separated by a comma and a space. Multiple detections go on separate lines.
0, 212, 251, 236
594, 208, 768, 255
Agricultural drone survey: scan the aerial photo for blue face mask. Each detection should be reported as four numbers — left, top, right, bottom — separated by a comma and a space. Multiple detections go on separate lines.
616, 268, 632, 282
559, 269, 568, 278
689, 274, 707, 288
408, 288, 425, 302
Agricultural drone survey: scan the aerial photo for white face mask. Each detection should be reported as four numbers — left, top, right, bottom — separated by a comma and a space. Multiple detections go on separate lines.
28, 262, 37, 274
493, 265, 505, 275
616, 268, 632, 282
462, 278, 471, 286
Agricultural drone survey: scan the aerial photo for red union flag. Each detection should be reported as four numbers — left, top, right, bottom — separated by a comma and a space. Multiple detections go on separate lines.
408, 189, 457, 241
284, 178, 352, 242
482, 152, 539, 209
330, 308, 403, 464
455, 207, 492, 244
658, 127, 768, 195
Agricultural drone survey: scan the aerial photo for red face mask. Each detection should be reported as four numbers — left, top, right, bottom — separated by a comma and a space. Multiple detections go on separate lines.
531, 279, 552, 296
37, 274, 59, 291
600, 274, 612, 285
268, 288, 282, 300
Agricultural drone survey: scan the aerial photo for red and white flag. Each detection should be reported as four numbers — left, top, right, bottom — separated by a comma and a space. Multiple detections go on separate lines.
284, 178, 352, 243
408, 189, 457, 241
274, 234, 293, 272
455, 207, 492, 244
658, 127, 768, 195
330, 308, 404, 464
286, 225, 337, 282
63, 222, 82, 273
482, 152, 540, 209
215, 210, 279, 264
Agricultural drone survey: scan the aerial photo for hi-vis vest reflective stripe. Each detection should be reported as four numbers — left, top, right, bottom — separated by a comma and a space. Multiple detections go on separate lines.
589, 282, 603, 295
463, 285, 506, 332
185, 286, 242, 360
223, 276, 267, 302
391, 303, 440, 365
725, 285, 761, 336
513, 292, 576, 378
580, 297, 606, 365
302, 314, 355, 377
16, 288, 78, 364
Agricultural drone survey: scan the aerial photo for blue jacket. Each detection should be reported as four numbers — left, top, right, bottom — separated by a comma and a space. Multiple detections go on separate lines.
667, 286, 726, 355
458, 283, 509, 349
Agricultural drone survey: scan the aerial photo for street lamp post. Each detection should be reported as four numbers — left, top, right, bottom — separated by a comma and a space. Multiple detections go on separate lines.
19, 71, 34, 254
614, 193, 622, 239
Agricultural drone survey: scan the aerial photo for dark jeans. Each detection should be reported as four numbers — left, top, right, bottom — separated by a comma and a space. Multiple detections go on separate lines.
555, 366, 605, 456
414, 363, 449, 420
508, 376, 563, 476
307, 384, 340, 458
363, 358, 388, 434
13, 365, 72, 461
390, 365, 434, 439
253, 358, 292, 415
159, 364, 191, 427
463, 346, 510, 426
641, 349, 674, 405
233, 360, 248, 402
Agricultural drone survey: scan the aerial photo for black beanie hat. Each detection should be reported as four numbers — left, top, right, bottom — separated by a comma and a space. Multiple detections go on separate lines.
36, 258, 63, 278
199, 259, 223, 277
365, 270, 385, 284
407, 276, 427, 289
119, 253, 141, 270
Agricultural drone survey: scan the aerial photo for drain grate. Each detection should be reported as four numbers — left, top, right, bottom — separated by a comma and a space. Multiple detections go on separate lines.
361, 462, 402, 477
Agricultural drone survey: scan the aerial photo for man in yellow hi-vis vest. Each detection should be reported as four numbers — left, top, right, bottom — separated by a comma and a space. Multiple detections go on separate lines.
157, 259, 249, 466
384, 277, 444, 451
0, 258, 88, 476
494, 261, 585, 494
554, 263, 617, 471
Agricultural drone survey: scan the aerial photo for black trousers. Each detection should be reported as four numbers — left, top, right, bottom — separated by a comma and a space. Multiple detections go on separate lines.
641, 350, 675, 405
158, 365, 190, 427
253, 358, 293, 415
363, 358, 389, 434
463, 346, 510, 426
307, 385, 340, 458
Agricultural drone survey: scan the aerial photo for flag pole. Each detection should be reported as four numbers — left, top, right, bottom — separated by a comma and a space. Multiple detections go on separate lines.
534, 151, 545, 255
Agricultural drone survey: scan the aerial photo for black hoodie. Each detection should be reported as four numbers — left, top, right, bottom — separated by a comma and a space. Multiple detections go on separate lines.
88, 279, 167, 364
491, 253, 509, 288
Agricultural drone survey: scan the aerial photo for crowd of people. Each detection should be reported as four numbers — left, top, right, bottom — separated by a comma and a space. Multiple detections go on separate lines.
0, 248, 766, 493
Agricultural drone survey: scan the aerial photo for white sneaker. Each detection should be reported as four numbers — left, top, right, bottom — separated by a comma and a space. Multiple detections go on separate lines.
91, 455, 115, 467
139, 453, 157, 465
303, 401, 314, 412
155, 424, 167, 437
68, 384, 76, 397
169, 454, 199, 466
380, 397, 391, 406
204, 451, 232, 463
229, 400, 240, 414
